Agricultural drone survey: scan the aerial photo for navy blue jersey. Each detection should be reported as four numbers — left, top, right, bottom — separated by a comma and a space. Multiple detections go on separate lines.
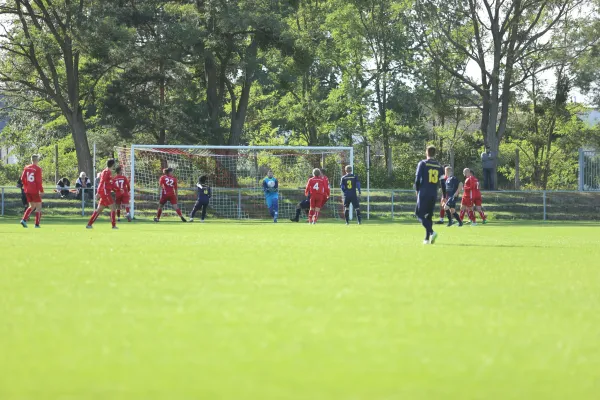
341, 174, 361, 197
196, 184, 212, 202
445, 176, 460, 198
415, 159, 445, 197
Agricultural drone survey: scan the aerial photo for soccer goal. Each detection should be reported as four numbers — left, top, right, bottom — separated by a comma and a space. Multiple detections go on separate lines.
116, 145, 354, 220
579, 149, 600, 191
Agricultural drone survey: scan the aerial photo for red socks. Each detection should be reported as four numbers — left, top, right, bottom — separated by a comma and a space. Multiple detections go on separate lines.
117, 209, 121, 218
308, 210, 314, 223
440, 208, 445, 218
175, 208, 183, 217
156, 209, 163, 219
23, 207, 33, 221
314, 211, 320, 223
110, 211, 116, 227
468, 210, 476, 223
459, 209, 466, 220
88, 211, 98, 226
479, 210, 486, 220
35, 212, 41, 226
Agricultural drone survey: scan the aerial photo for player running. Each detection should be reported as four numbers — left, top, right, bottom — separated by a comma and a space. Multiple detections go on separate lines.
442, 166, 463, 227
305, 168, 329, 224
87, 159, 118, 229
262, 170, 279, 223
414, 146, 446, 244
20, 154, 44, 228
112, 166, 132, 222
290, 194, 310, 222
155, 168, 186, 222
189, 176, 211, 222
340, 165, 362, 225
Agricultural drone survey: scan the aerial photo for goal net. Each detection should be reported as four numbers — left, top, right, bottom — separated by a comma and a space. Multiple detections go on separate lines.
116, 146, 354, 220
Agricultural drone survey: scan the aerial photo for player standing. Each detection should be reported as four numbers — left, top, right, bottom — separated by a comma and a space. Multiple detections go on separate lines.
437, 168, 448, 224
262, 170, 279, 223
189, 175, 211, 222
462, 169, 486, 225
19, 154, 44, 228
86, 159, 118, 229
305, 168, 329, 224
154, 168, 186, 222
442, 166, 463, 227
340, 165, 362, 225
112, 166, 132, 222
414, 146, 446, 244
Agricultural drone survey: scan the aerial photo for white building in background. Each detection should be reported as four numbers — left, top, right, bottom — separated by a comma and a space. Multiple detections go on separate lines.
0, 114, 18, 164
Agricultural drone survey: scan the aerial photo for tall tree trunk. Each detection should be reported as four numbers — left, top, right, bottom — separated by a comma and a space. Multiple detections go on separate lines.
205, 53, 223, 144
158, 59, 166, 145
70, 111, 93, 176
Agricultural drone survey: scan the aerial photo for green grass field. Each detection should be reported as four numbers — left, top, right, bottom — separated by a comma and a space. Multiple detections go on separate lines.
1, 216, 599, 399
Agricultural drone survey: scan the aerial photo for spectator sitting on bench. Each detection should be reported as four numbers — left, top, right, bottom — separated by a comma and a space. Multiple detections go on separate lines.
56, 177, 71, 198
75, 172, 92, 200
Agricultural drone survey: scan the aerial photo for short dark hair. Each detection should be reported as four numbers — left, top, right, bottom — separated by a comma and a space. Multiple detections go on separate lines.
115, 166, 122, 174
199, 175, 207, 184
163, 167, 173, 174
62, 177, 69, 183
107, 158, 116, 168
426, 146, 436, 158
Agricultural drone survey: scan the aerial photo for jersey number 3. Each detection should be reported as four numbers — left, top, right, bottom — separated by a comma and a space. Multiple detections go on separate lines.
428, 169, 439, 184
346, 180, 352, 189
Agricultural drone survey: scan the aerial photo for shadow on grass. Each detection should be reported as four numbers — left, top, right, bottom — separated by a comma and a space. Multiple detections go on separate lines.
436, 243, 552, 249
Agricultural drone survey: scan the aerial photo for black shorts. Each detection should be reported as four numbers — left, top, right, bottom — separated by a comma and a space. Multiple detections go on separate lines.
445, 197, 457, 209
299, 199, 310, 210
343, 195, 359, 209
194, 199, 209, 208
416, 194, 436, 219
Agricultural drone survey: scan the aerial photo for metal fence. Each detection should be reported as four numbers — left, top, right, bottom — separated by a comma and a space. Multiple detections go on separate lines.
2, 186, 600, 221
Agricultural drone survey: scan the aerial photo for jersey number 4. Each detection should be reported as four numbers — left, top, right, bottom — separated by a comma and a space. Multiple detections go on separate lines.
428, 169, 439, 184
313, 182, 320, 191
26, 172, 35, 182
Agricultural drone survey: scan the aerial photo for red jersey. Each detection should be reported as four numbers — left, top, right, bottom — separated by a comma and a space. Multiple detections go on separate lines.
464, 176, 481, 199
159, 175, 178, 195
305, 176, 328, 197
20, 164, 44, 194
112, 174, 130, 194
97, 168, 114, 196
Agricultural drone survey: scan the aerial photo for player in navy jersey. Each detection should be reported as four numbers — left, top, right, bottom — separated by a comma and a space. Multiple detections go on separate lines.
340, 165, 362, 225
189, 176, 211, 222
442, 166, 463, 227
290, 194, 310, 222
414, 146, 446, 244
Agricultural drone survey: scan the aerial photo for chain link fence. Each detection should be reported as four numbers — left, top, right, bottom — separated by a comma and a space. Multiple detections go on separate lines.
2, 186, 600, 221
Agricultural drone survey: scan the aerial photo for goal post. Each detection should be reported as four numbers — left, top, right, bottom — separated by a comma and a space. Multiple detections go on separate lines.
116, 145, 354, 221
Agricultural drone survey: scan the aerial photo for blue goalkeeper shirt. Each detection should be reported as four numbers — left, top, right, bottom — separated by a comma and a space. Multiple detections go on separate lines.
263, 177, 279, 198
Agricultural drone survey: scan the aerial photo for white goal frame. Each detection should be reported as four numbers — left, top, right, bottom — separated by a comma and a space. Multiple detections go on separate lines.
128, 145, 354, 220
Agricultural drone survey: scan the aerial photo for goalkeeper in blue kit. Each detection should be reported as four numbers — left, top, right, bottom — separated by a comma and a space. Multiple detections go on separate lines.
262, 170, 279, 223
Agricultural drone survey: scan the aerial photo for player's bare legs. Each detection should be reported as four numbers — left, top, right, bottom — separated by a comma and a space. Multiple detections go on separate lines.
312, 207, 321, 224
87, 204, 105, 228
173, 204, 187, 222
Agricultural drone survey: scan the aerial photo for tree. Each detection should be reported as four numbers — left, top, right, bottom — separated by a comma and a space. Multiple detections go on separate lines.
0, 0, 123, 174
414, 0, 586, 185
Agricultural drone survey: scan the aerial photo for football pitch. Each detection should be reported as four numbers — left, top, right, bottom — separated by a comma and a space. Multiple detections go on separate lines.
1, 217, 599, 399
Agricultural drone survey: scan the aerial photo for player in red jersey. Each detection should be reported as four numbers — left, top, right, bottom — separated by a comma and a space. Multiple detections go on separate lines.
86, 159, 118, 229
154, 168, 186, 222
112, 166, 132, 222
20, 154, 44, 228
305, 168, 329, 224
467, 169, 487, 224
320, 169, 330, 207
459, 168, 487, 225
